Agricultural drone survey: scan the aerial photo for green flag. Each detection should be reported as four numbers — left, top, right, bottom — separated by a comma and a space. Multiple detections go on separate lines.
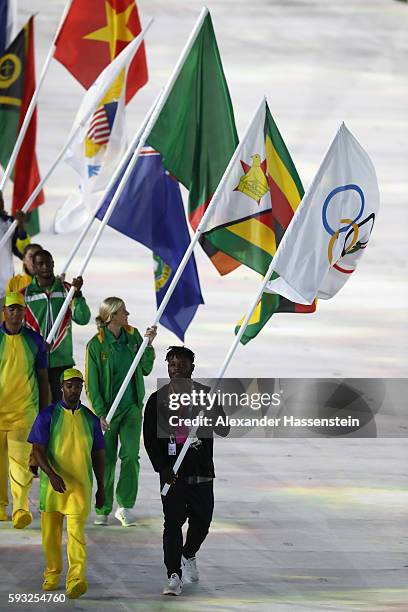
25, 209, 40, 235
235, 288, 317, 345
148, 11, 240, 275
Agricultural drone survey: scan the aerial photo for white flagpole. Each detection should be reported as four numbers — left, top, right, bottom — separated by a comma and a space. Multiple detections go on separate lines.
162, 123, 344, 497
59, 89, 164, 275
0, 0, 74, 193
105, 95, 267, 429
0, 127, 84, 254
217, 267, 276, 379
47, 95, 164, 341
161, 97, 272, 496
163, 126, 343, 494
0, 20, 152, 255
160, 263, 275, 496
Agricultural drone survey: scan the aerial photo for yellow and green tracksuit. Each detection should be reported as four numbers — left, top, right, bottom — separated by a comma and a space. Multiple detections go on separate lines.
28, 402, 104, 587
85, 325, 155, 515
0, 324, 47, 517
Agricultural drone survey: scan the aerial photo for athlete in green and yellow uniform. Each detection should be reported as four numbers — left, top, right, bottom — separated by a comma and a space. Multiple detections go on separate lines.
28, 369, 105, 599
85, 297, 156, 526
0, 292, 48, 527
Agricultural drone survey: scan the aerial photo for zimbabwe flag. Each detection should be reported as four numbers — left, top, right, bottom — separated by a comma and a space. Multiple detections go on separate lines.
235, 286, 317, 345
0, 17, 44, 233
200, 98, 316, 342
203, 100, 304, 274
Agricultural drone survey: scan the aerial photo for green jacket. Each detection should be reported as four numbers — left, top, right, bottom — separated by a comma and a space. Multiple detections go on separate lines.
85, 325, 155, 418
23, 277, 91, 368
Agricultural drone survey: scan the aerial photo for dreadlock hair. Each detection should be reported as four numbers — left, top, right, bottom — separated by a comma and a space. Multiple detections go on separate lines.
165, 346, 195, 364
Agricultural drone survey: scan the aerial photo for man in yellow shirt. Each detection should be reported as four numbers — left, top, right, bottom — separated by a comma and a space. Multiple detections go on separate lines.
0, 292, 49, 527
29, 369, 105, 599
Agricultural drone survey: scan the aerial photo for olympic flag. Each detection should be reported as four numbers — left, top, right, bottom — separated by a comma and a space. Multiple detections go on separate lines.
265, 123, 380, 304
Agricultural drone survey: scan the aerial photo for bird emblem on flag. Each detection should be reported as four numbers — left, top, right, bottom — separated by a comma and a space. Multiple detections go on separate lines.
234, 154, 269, 204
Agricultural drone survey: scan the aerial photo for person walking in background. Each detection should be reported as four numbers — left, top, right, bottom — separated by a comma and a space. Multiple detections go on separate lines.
6, 242, 42, 293
23, 249, 91, 402
85, 297, 156, 527
0, 292, 48, 527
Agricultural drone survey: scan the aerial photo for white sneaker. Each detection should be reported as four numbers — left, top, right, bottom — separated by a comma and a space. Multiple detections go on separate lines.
182, 555, 199, 582
114, 507, 137, 527
162, 573, 183, 596
94, 515, 109, 525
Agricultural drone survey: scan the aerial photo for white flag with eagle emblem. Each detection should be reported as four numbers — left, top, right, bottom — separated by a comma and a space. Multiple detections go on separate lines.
265, 123, 380, 304
203, 99, 271, 233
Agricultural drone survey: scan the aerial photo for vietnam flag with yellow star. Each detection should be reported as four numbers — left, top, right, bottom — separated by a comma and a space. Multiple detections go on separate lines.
54, 0, 147, 103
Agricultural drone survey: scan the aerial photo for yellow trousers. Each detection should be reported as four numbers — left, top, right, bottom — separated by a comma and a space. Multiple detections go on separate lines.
0, 428, 33, 516
41, 511, 87, 586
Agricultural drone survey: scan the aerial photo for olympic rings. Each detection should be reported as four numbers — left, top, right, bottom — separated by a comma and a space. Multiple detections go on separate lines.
322, 184, 365, 236
327, 219, 359, 266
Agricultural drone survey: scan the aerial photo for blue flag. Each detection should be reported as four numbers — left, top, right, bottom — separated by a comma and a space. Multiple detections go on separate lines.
96, 147, 204, 341
0, 0, 16, 54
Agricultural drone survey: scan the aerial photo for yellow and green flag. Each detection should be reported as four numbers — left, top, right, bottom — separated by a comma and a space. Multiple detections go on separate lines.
203, 99, 304, 273
201, 98, 316, 342
235, 289, 316, 345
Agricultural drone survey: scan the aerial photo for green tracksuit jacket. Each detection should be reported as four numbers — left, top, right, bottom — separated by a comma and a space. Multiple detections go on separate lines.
23, 276, 91, 368
85, 325, 155, 418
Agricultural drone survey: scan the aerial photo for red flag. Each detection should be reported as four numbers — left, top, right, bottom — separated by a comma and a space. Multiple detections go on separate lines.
54, 0, 148, 103
12, 17, 44, 216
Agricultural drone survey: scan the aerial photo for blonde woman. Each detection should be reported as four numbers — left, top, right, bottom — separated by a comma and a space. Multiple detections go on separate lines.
85, 297, 156, 526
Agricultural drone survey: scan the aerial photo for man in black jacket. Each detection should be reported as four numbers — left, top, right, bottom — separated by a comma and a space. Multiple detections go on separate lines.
143, 346, 229, 596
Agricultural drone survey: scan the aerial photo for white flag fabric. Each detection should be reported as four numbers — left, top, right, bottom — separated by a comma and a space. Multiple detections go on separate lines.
53, 25, 149, 234
54, 76, 127, 233
5, 0, 18, 47
203, 98, 271, 233
265, 123, 380, 304
67, 28, 147, 140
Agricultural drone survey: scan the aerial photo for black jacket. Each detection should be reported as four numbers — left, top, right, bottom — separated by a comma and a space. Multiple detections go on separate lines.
143, 381, 229, 478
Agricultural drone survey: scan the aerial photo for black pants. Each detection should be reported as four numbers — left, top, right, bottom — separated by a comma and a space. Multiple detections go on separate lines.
161, 479, 214, 578
48, 366, 67, 403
